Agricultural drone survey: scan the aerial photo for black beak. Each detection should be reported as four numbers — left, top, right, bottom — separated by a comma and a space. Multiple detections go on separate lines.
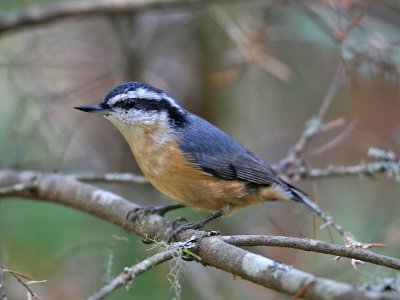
74, 103, 110, 113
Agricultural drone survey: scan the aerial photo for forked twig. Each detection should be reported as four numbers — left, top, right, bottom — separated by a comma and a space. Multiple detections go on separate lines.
277, 61, 346, 171
1, 266, 45, 300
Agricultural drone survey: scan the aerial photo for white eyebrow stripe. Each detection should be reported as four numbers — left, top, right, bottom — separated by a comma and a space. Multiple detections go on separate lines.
106, 90, 183, 111
163, 96, 182, 110
107, 91, 162, 106
136, 88, 163, 100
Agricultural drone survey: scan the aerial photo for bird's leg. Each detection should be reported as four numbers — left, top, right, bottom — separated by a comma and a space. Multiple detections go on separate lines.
127, 204, 184, 223
168, 209, 224, 243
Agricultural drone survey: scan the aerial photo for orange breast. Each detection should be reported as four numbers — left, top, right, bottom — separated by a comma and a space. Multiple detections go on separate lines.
116, 123, 283, 213
134, 139, 250, 212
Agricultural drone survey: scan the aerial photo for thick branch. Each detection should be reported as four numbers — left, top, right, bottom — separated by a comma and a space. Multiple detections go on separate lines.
0, 170, 398, 299
195, 237, 396, 300
72, 172, 148, 184
0, 182, 36, 195
0, 0, 211, 35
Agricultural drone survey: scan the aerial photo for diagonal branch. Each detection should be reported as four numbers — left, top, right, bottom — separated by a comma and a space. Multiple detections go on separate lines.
277, 61, 345, 172
1, 265, 42, 300
88, 250, 174, 300
271, 61, 381, 248
0, 170, 398, 299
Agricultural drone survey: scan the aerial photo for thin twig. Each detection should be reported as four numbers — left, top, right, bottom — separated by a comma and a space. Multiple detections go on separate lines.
221, 235, 397, 270
2, 266, 40, 300
296, 61, 345, 156
210, 5, 292, 81
289, 148, 400, 181
298, 3, 363, 45
88, 250, 174, 300
316, 61, 345, 120
308, 118, 358, 156
0, 266, 6, 300
62, 150, 400, 186
271, 61, 363, 245
277, 61, 345, 171
306, 160, 400, 180
285, 149, 400, 247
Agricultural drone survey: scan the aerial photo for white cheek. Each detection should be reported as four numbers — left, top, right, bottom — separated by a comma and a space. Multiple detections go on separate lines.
103, 110, 175, 144
105, 109, 154, 125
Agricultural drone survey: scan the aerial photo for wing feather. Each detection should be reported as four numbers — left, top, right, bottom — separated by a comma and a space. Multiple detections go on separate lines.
179, 113, 283, 187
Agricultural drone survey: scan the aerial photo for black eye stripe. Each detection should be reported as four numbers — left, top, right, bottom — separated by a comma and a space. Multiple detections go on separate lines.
113, 99, 136, 109
112, 98, 164, 111
109, 98, 187, 127
135, 99, 160, 111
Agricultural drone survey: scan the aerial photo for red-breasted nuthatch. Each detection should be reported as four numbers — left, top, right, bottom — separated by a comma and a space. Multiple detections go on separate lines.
75, 82, 321, 235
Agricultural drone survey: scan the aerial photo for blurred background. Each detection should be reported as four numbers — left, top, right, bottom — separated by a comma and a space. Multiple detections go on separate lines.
0, 0, 400, 299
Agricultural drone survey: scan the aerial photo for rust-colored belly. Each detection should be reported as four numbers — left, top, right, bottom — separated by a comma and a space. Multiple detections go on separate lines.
133, 140, 249, 212
118, 125, 284, 213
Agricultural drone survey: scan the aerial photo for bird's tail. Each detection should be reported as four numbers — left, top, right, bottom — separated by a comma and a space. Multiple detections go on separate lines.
283, 182, 323, 216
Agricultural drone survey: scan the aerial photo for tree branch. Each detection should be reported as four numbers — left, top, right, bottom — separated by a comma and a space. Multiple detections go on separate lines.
277, 61, 345, 172
0, 170, 398, 299
69, 154, 400, 185
88, 250, 174, 300
1, 265, 42, 300
72, 172, 148, 184
305, 161, 400, 180
0, 0, 214, 35
304, 150, 400, 181
270, 61, 398, 249
0, 266, 6, 300
0, 182, 37, 195
221, 235, 398, 270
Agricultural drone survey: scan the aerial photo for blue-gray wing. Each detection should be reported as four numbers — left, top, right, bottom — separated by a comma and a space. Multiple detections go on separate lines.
178, 113, 321, 212
179, 113, 282, 186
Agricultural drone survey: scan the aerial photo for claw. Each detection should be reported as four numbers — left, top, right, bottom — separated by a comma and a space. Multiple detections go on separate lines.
168, 221, 202, 243
126, 204, 184, 223
141, 236, 155, 244
172, 216, 189, 229
167, 209, 224, 243
126, 207, 142, 222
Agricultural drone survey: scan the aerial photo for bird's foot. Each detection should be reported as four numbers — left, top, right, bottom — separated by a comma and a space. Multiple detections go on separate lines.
127, 204, 184, 223
168, 210, 223, 243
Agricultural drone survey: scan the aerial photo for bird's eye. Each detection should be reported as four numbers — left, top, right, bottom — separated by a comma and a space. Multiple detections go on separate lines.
114, 100, 136, 110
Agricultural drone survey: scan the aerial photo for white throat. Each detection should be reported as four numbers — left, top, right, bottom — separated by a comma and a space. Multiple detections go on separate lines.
104, 111, 176, 152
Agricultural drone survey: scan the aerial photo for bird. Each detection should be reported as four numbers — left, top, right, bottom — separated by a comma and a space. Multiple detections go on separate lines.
75, 81, 322, 238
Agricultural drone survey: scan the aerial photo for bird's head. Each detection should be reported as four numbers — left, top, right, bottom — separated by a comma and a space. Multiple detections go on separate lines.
75, 82, 187, 133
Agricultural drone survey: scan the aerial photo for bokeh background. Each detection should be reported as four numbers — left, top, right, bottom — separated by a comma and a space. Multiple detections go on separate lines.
1, 0, 400, 299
